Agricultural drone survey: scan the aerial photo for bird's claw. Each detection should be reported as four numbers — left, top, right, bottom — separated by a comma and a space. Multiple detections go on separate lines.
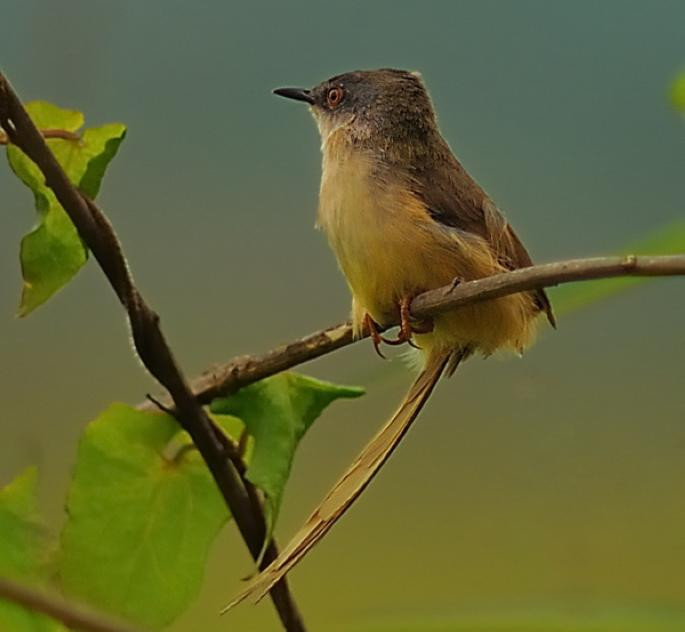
363, 313, 388, 359
364, 297, 433, 354
378, 296, 416, 346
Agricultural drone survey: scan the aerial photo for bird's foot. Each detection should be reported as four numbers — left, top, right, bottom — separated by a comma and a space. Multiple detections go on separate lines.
363, 313, 388, 359
381, 296, 434, 349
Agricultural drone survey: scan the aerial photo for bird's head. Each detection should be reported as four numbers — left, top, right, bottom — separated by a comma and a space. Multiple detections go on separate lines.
274, 68, 437, 149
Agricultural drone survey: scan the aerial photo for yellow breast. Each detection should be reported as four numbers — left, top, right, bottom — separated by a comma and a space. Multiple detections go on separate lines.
317, 135, 538, 357
318, 140, 456, 322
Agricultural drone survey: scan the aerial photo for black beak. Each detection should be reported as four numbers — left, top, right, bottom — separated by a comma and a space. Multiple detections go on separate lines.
273, 87, 315, 104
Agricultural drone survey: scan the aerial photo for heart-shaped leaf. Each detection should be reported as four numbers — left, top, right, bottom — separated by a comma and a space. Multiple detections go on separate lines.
59, 404, 230, 628
211, 372, 364, 543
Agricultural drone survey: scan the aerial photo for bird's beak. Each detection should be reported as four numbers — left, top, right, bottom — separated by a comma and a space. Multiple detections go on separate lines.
273, 87, 315, 104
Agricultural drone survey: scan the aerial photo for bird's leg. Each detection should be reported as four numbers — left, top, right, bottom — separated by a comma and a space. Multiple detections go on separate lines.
381, 296, 433, 348
362, 313, 388, 359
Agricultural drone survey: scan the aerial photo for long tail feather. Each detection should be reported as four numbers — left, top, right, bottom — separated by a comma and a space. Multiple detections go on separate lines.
222, 349, 465, 613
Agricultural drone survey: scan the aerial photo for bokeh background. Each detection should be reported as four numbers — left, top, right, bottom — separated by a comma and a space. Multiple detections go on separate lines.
1, 1, 684, 630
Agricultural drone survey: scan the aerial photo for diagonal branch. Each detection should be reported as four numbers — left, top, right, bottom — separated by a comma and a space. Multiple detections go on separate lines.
0, 73, 305, 631
0, 577, 143, 632
139, 253, 685, 411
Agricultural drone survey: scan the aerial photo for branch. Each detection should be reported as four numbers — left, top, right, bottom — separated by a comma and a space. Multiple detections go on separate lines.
0, 74, 305, 631
0, 128, 80, 144
0, 577, 143, 632
139, 253, 685, 410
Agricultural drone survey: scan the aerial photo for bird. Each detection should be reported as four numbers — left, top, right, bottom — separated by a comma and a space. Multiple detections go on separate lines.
223, 68, 554, 610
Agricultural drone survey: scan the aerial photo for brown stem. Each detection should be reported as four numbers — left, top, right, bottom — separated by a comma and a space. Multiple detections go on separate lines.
0, 127, 80, 144
139, 253, 685, 411
0, 73, 305, 631
0, 577, 143, 632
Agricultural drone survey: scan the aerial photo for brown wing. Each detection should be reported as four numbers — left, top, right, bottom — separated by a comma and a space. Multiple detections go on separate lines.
498, 214, 556, 327
409, 147, 556, 327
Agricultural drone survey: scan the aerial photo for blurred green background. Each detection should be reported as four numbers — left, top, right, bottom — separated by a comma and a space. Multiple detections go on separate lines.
1, 1, 684, 630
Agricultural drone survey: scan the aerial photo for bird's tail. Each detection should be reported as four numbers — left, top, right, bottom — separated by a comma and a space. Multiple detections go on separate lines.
222, 347, 468, 613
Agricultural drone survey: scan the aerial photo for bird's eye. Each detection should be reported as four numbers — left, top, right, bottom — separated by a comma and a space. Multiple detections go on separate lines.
326, 86, 344, 108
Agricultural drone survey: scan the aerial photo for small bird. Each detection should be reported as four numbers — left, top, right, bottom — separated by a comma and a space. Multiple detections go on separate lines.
224, 68, 554, 609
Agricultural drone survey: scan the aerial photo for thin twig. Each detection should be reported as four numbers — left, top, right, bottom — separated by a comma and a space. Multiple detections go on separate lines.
139, 253, 685, 411
413, 254, 685, 316
0, 73, 305, 631
0, 577, 143, 632
0, 128, 80, 144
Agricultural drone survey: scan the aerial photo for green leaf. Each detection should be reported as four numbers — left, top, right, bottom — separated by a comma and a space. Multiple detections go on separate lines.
59, 404, 229, 629
549, 220, 685, 315
20, 101, 84, 132
211, 372, 364, 542
6, 101, 126, 316
0, 468, 63, 631
671, 72, 685, 113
